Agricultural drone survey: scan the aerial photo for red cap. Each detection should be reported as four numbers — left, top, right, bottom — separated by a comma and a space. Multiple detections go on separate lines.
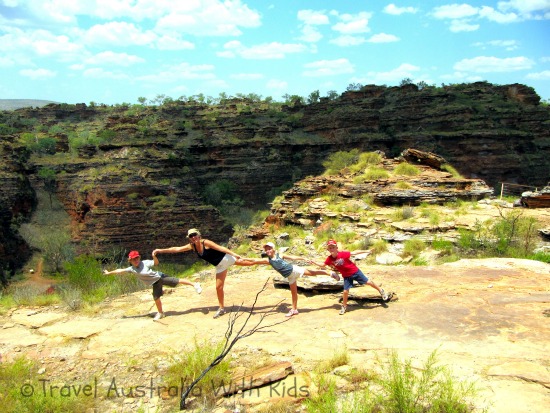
128, 250, 140, 259
326, 239, 337, 246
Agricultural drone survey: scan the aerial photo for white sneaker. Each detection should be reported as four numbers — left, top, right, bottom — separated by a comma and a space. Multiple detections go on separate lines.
213, 308, 226, 319
194, 283, 202, 294
153, 312, 165, 321
330, 271, 340, 281
380, 289, 389, 301
285, 309, 299, 317
339, 306, 346, 315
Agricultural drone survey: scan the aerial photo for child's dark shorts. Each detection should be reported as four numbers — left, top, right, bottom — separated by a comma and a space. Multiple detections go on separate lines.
152, 273, 179, 299
343, 269, 369, 291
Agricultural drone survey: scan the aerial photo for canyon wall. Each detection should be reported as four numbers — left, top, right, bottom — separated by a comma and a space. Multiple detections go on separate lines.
0, 82, 548, 272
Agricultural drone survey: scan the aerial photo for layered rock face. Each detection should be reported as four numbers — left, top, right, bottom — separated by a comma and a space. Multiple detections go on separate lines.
300, 82, 549, 187
0, 82, 549, 271
266, 152, 494, 228
0, 135, 35, 282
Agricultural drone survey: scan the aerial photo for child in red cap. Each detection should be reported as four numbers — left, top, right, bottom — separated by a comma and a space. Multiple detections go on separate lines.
310, 239, 388, 315
104, 250, 202, 320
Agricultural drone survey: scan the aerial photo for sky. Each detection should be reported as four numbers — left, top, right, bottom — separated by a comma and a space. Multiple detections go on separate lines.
1, 0, 549, 105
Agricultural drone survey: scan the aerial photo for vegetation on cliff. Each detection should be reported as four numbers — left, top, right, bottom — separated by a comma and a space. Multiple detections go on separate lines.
0, 81, 549, 284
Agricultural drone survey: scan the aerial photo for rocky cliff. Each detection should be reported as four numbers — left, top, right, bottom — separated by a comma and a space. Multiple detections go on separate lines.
0, 135, 34, 283
0, 82, 549, 274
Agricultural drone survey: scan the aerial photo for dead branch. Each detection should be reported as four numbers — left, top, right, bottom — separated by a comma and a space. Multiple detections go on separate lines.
180, 278, 288, 410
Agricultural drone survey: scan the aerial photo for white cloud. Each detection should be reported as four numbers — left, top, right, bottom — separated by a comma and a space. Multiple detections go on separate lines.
155, 1, 261, 36
156, 35, 195, 51
440, 71, 484, 82
303, 58, 354, 77
383, 4, 418, 15
367, 33, 400, 43
526, 70, 550, 80
84, 51, 144, 67
299, 25, 323, 43
454, 56, 535, 73
541, 56, 550, 62
431, 0, 548, 29
83, 68, 129, 79
329, 35, 366, 47
497, 0, 550, 15
0, 56, 15, 67
82, 22, 157, 47
219, 41, 308, 60
297, 10, 329, 25
478, 6, 519, 23
19, 68, 56, 79
0, 28, 83, 61
450, 19, 480, 32
432, 4, 479, 19
356, 63, 420, 84
332, 12, 372, 34
490, 40, 519, 50
138, 63, 216, 83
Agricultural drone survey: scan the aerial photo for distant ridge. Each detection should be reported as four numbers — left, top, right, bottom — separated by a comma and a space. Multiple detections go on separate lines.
0, 99, 58, 110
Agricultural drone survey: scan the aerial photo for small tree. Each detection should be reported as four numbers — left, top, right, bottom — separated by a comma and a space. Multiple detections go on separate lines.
346, 83, 362, 91
180, 280, 288, 409
37, 167, 56, 208
307, 89, 320, 104
326, 90, 339, 100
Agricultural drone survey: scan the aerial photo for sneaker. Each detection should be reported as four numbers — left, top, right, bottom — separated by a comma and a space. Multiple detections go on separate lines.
285, 309, 299, 317
153, 312, 165, 321
339, 306, 346, 315
194, 283, 202, 294
213, 308, 226, 319
380, 289, 389, 301
330, 271, 340, 281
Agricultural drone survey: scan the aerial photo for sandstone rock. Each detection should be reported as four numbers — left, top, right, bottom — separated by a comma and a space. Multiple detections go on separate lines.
487, 361, 550, 388
11, 309, 66, 328
215, 361, 293, 396
273, 274, 341, 291
375, 252, 403, 264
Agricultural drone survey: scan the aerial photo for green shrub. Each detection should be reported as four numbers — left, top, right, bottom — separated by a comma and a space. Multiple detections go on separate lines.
59, 285, 83, 311
457, 211, 539, 258
353, 167, 390, 183
349, 151, 383, 173
305, 374, 338, 413
403, 238, 426, 257
201, 179, 242, 208
164, 339, 231, 408
64, 255, 144, 303
323, 149, 360, 174
0, 356, 96, 412
442, 163, 463, 178
10, 284, 60, 306
393, 205, 415, 221
412, 257, 429, 266
376, 350, 481, 413
395, 181, 412, 189
394, 162, 420, 176
432, 238, 454, 253
315, 347, 350, 374
370, 239, 388, 254
528, 251, 550, 263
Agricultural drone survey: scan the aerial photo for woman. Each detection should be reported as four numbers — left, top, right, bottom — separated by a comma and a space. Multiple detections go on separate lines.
153, 228, 254, 319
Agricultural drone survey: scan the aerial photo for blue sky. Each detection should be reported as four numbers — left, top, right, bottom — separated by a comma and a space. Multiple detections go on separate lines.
1, 0, 549, 105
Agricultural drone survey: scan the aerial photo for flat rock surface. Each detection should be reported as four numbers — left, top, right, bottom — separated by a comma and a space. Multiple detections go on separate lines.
1, 258, 548, 412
